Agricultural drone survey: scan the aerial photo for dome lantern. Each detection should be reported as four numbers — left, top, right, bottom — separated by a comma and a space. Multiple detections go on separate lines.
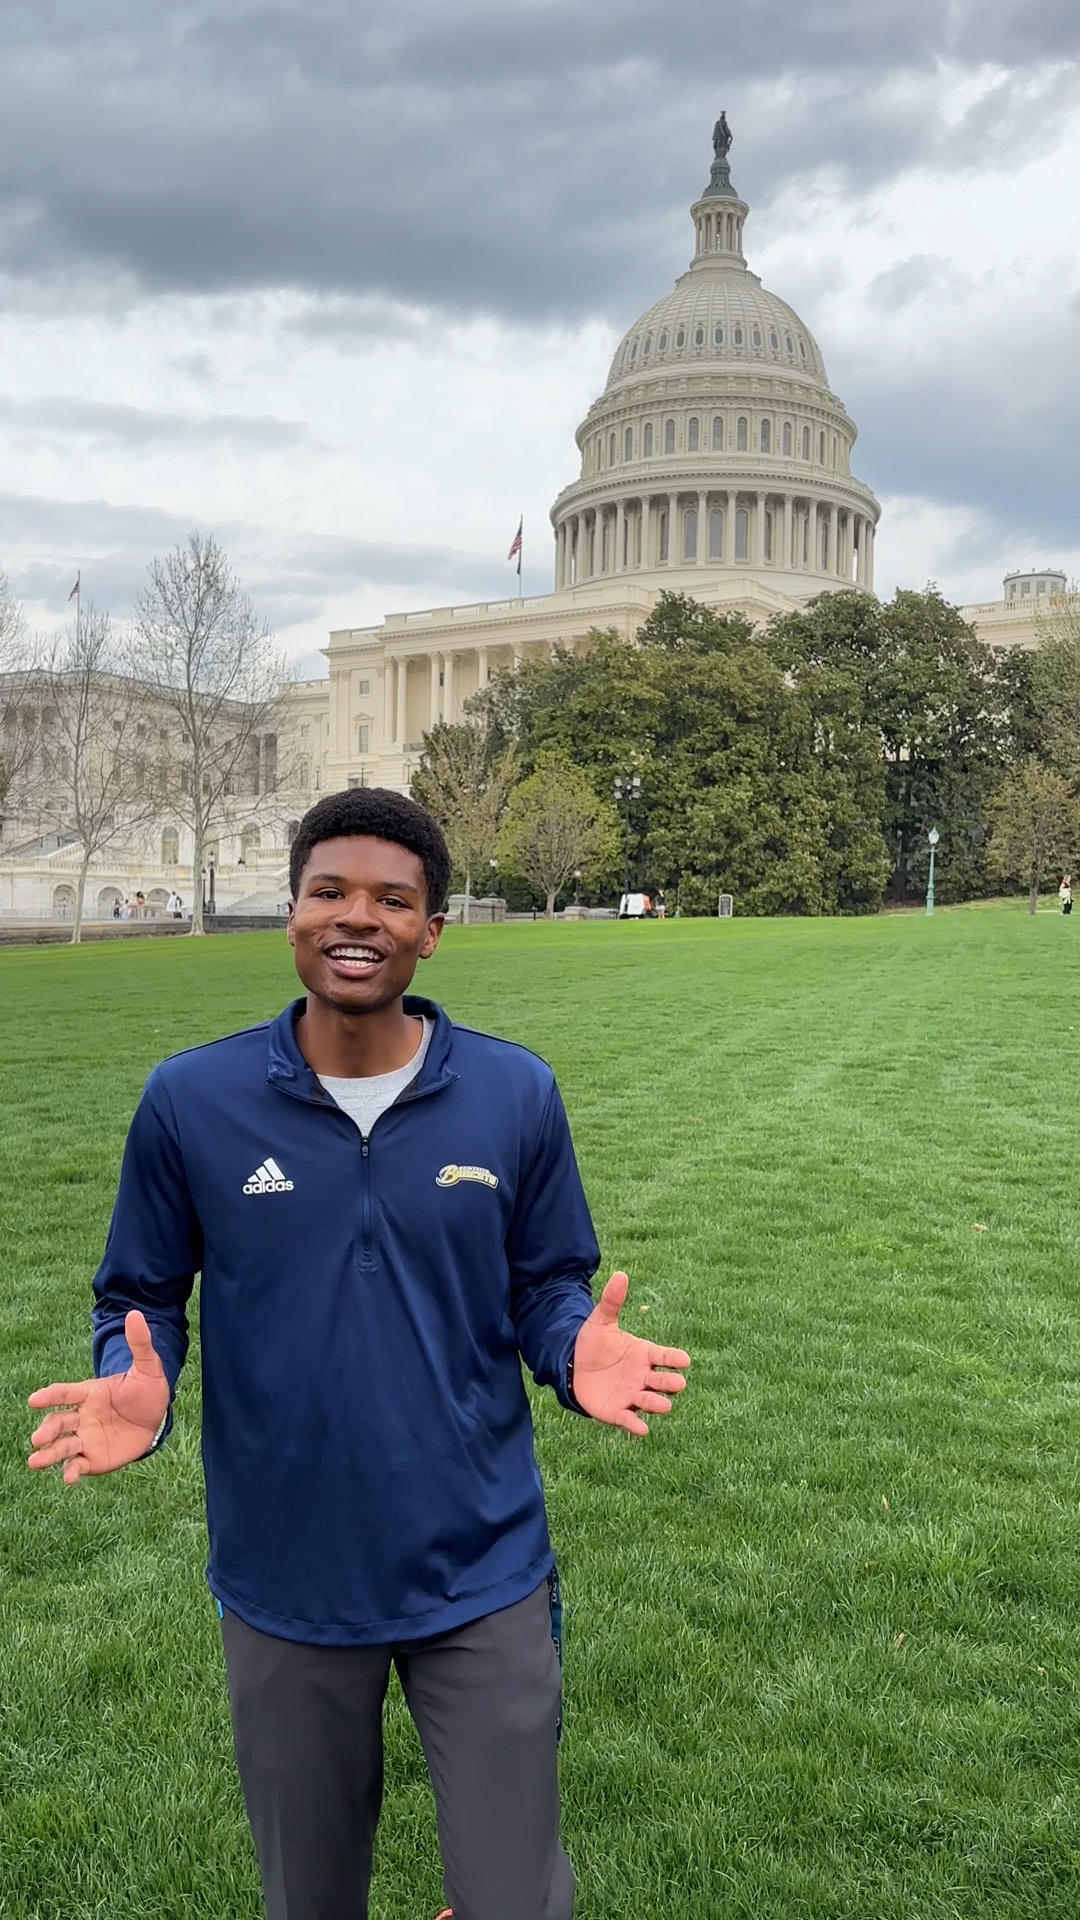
691, 111, 748, 268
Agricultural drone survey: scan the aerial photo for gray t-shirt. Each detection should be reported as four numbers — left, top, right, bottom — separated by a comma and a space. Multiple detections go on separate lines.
318, 1017, 433, 1140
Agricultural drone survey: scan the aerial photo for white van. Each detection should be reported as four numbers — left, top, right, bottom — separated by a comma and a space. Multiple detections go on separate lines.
617, 892, 652, 919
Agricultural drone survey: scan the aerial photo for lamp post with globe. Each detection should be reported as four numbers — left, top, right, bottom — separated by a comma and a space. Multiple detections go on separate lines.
612, 772, 642, 897
926, 828, 939, 916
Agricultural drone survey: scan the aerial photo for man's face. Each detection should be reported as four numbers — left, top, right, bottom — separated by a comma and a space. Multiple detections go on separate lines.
288, 834, 444, 1013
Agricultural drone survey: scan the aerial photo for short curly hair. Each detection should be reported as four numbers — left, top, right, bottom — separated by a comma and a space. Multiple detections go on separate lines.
288, 789, 451, 913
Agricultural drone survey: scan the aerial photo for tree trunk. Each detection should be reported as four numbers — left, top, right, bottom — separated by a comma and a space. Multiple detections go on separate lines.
463, 863, 471, 926
545, 889, 556, 918
71, 849, 91, 945
190, 813, 205, 935
1029, 882, 1039, 915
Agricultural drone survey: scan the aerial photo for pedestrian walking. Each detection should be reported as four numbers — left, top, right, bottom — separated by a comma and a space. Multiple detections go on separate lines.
1060, 874, 1073, 916
28, 786, 691, 1920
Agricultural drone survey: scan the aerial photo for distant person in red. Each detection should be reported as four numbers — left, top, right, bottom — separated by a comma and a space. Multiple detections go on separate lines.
27, 788, 691, 1920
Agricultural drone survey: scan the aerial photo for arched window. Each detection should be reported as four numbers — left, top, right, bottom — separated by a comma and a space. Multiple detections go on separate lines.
782, 421, 793, 456
712, 416, 724, 450
714, 324, 724, 346
644, 422, 654, 457
675, 327, 686, 348
694, 326, 705, 346
241, 826, 261, 860
659, 511, 669, 562
643, 334, 652, 357
630, 341, 638, 364
736, 416, 748, 451
760, 420, 771, 453
801, 425, 811, 459
709, 508, 724, 559
658, 331, 668, 352
799, 339, 807, 361
688, 417, 700, 452
664, 418, 676, 454
752, 326, 762, 348
770, 330, 779, 351
624, 426, 633, 461
764, 510, 774, 562
161, 827, 179, 866
735, 509, 749, 562
683, 508, 698, 561
733, 324, 744, 346
609, 433, 617, 466
785, 333, 794, 356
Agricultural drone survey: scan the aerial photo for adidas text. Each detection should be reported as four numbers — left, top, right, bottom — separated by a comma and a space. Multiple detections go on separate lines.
244, 1157, 294, 1196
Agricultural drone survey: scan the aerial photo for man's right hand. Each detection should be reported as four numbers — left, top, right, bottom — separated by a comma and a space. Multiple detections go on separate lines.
27, 1310, 170, 1485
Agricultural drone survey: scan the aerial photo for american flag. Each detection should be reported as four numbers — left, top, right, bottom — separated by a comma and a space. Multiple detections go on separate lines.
67, 571, 80, 601
507, 518, 523, 573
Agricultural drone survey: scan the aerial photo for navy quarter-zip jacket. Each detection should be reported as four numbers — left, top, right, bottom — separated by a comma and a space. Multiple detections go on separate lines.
91, 997, 601, 1645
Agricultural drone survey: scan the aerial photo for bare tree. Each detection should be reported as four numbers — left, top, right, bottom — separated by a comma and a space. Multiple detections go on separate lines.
411, 720, 516, 921
498, 749, 619, 917
130, 531, 287, 934
39, 606, 164, 943
0, 568, 39, 828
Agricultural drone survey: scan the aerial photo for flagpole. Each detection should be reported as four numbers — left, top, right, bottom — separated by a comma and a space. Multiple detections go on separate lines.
519, 517, 523, 601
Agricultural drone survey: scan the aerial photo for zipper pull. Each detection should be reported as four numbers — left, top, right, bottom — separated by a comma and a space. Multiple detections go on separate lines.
361, 1137, 369, 1158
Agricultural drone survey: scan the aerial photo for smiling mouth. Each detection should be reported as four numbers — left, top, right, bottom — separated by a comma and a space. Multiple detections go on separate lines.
323, 944, 385, 976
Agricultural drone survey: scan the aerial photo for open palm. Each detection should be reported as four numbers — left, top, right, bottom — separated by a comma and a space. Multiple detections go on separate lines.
28, 1311, 169, 1485
571, 1272, 690, 1436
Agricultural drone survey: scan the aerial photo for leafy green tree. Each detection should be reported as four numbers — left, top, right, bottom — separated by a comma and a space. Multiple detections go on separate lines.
1032, 587, 1080, 788
410, 719, 515, 919
498, 750, 619, 917
987, 760, 1080, 913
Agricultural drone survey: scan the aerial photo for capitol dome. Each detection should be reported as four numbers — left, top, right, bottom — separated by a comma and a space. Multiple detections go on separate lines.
550, 118, 879, 599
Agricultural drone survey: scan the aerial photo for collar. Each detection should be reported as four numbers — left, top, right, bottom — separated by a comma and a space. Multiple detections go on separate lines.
266, 995, 457, 1104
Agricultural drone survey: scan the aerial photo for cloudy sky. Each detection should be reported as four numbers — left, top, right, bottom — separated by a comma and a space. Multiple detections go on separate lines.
1, 1, 1078, 672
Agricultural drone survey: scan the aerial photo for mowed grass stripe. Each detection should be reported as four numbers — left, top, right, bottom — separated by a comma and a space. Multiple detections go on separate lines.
2, 910, 1079, 1917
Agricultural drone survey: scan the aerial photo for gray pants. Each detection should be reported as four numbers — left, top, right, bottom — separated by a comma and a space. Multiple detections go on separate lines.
220, 1581, 575, 1920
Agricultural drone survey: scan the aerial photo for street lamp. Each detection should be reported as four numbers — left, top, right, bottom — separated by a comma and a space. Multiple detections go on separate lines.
612, 772, 642, 896
573, 867, 581, 904
926, 827, 939, 916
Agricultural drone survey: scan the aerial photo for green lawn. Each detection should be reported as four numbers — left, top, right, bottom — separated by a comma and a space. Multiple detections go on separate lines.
3, 908, 1080, 1919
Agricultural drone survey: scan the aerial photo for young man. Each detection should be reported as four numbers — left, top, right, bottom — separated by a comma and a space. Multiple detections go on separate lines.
28, 788, 690, 1920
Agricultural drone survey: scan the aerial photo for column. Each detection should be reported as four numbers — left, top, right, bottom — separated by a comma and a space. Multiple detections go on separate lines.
445, 652, 458, 723
668, 491, 678, 563
866, 522, 875, 592
383, 663, 394, 741
395, 659, 407, 743
477, 647, 489, 689
854, 516, 865, 587
640, 496, 650, 568
783, 495, 794, 571
697, 490, 707, 563
754, 492, 766, 566
725, 490, 736, 564
828, 505, 839, 577
429, 652, 441, 729
615, 500, 625, 573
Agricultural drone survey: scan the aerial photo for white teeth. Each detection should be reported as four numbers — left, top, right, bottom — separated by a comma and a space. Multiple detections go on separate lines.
329, 946, 380, 962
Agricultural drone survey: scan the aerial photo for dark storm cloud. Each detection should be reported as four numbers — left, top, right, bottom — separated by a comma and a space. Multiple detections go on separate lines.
0, 490, 500, 637
1, 1, 1077, 322
0, 396, 312, 450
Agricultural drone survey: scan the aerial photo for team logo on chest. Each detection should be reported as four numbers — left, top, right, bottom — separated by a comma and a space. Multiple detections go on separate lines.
436, 1164, 499, 1191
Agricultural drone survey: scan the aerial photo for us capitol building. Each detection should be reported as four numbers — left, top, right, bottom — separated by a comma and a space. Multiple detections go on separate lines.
0, 118, 1062, 920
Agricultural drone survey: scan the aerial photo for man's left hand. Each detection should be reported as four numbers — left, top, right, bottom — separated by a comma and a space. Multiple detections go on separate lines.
571, 1271, 690, 1436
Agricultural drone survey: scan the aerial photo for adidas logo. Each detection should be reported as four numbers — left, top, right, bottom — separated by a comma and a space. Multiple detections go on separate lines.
243, 1156, 294, 1196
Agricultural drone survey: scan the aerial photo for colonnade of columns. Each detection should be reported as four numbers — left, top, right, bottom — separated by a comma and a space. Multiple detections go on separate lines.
381, 642, 544, 748
555, 494, 876, 591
